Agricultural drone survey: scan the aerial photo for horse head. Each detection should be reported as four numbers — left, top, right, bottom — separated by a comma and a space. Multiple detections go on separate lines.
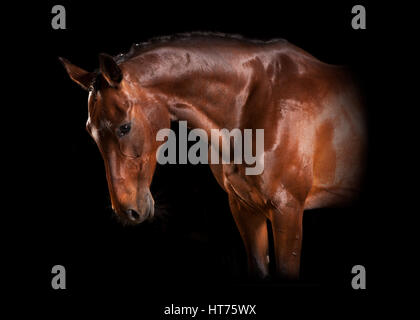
60, 54, 170, 225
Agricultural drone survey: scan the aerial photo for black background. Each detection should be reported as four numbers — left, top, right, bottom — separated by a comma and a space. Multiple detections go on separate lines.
8, 0, 408, 316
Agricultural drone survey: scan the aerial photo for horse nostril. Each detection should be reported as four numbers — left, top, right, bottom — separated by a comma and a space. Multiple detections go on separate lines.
126, 209, 140, 221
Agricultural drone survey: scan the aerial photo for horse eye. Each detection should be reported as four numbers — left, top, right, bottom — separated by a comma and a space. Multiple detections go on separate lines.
117, 123, 131, 137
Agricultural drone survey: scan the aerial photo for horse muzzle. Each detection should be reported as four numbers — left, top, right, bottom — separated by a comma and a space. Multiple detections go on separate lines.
116, 191, 155, 225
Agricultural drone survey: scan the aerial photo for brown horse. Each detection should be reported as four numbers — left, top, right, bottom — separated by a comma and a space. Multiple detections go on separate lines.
60, 33, 366, 279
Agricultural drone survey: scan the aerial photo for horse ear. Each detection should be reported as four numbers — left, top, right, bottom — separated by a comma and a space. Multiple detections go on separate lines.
59, 57, 95, 91
99, 53, 122, 87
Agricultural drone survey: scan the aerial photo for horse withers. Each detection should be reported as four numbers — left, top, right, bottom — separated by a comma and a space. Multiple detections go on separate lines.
60, 33, 366, 280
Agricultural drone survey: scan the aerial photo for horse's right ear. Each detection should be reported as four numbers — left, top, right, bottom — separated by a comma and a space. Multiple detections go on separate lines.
59, 57, 95, 91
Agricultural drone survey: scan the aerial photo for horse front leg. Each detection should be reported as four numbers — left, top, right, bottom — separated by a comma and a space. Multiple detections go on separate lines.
270, 201, 304, 280
229, 196, 269, 279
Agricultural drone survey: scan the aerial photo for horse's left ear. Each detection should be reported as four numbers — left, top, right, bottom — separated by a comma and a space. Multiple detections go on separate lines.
99, 53, 122, 87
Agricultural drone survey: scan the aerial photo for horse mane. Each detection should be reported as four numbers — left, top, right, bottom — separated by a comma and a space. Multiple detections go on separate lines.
113, 32, 287, 63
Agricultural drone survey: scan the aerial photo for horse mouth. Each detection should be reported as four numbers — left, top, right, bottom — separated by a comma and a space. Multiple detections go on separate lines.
116, 211, 149, 226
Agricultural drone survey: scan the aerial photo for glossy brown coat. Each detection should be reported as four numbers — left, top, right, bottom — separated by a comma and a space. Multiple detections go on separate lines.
61, 33, 366, 279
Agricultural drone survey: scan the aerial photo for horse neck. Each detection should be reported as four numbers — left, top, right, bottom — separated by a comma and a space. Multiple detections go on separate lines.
134, 49, 247, 132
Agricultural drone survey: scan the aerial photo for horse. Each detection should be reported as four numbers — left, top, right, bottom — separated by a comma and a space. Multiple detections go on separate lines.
60, 32, 366, 280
